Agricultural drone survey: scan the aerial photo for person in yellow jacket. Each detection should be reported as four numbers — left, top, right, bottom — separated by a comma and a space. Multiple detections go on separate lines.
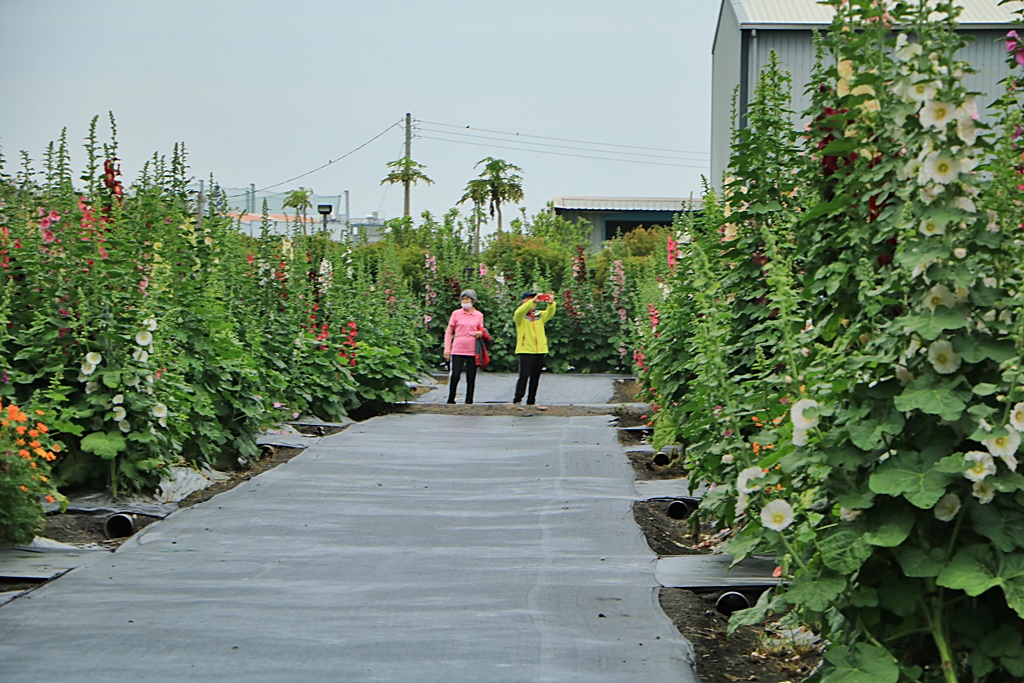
512, 291, 557, 409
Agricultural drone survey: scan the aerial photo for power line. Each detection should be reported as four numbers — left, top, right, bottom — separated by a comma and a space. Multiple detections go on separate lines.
226, 121, 403, 198
416, 126, 705, 162
416, 134, 710, 170
417, 119, 709, 157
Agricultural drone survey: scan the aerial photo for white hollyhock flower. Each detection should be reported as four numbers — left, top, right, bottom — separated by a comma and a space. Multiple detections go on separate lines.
952, 196, 976, 213
923, 284, 956, 312
125, 375, 140, 388
112, 406, 127, 422
736, 491, 749, 516
135, 330, 153, 347
920, 100, 955, 128
80, 362, 97, 377
933, 493, 961, 521
895, 365, 914, 386
919, 215, 946, 236
85, 351, 103, 366
972, 480, 996, 504
895, 35, 923, 62
792, 428, 809, 447
963, 451, 997, 482
906, 79, 937, 102
986, 209, 1000, 232
143, 318, 158, 331
839, 507, 861, 522
983, 426, 1021, 462
957, 117, 977, 146
152, 403, 168, 419
737, 466, 766, 494
1009, 403, 1024, 432
927, 340, 961, 374
920, 153, 959, 185
953, 248, 967, 259
761, 499, 795, 531
791, 398, 820, 431
118, 419, 131, 433
112, 394, 124, 405
721, 454, 735, 465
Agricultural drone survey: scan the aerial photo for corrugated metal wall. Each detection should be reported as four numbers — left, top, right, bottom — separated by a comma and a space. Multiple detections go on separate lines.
711, 25, 1020, 189
711, 1, 744, 187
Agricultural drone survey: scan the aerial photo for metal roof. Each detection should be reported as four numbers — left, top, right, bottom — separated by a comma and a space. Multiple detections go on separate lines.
728, 0, 1023, 28
551, 196, 702, 212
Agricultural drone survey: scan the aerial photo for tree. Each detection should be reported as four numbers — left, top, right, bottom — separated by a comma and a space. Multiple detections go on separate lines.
458, 177, 490, 255
380, 156, 433, 218
462, 157, 523, 234
282, 187, 313, 236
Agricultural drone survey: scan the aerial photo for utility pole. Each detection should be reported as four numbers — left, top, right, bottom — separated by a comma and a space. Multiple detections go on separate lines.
344, 190, 351, 244
403, 112, 412, 218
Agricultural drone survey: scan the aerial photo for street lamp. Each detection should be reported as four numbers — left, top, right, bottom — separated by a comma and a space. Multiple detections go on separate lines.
317, 204, 332, 235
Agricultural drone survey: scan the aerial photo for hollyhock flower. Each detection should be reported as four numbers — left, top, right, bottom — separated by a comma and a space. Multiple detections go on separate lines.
953, 248, 967, 259
1009, 403, 1024, 432
135, 330, 153, 346
919, 214, 947, 236
963, 451, 997, 482
143, 318, 157, 331
920, 153, 959, 185
923, 284, 955, 312
118, 419, 131, 433
790, 398, 819, 431
792, 428, 808, 447
986, 209, 1000, 232
125, 375, 140, 388
895, 34, 923, 61
920, 100, 954, 129
737, 466, 766, 494
41, 229, 56, 243
761, 499, 795, 531
957, 117, 977, 146
972, 480, 996, 504
48, 210, 60, 222
983, 426, 1020, 463
112, 406, 127, 422
132, 348, 149, 363
721, 454, 735, 465
928, 339, 961, 374
933, 493, 961, 521
85, 351, 102, 366
895, 365, 914, 385
839, 507, 861, 522
152, 403, 168, 419
952, 196, 976, 213
112, 394, 124, 405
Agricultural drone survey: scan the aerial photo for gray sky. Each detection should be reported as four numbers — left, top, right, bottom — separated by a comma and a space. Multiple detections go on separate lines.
1, 1, 720, 223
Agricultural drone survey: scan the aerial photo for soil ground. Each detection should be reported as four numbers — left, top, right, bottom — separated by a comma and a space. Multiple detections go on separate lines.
31, 383, 821, 683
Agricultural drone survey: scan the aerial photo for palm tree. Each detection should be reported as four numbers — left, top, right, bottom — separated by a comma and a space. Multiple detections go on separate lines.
469, 157, 523, 233
381, 156, 434, 218
282, 187, 313, 236
458, 178, 490, 255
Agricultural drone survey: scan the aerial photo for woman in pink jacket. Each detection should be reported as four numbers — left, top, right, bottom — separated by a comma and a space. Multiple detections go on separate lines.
443, 289, 485, 404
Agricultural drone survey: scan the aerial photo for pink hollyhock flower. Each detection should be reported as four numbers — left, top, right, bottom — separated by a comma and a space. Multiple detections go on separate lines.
48, 210, 60, 222
40, 217, 51, 230
41, 229, 56, 243
98, 247, 109, 259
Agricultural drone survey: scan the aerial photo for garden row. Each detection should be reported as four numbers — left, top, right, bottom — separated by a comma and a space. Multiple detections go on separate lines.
635, 1, 1024, 681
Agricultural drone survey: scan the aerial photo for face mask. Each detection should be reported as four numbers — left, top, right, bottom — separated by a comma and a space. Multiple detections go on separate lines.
461, 302, 472, 310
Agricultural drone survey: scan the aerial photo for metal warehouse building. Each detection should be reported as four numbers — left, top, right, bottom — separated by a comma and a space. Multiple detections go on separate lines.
710, 0, 1024, 188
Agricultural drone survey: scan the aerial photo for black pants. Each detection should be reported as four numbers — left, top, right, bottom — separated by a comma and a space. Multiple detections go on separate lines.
448, 354, 477, 404
514, 353, 545, 405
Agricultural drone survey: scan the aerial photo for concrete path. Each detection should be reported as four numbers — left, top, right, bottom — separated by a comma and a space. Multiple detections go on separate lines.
0, 375, 699, 682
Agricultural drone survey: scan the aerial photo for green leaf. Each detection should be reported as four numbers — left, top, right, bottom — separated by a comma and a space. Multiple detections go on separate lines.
971, 504, 1024, 553
896, 308, 967, 341
784, 573, 846, 612
895, 546, 946, 577
821, 643, 900, 683
869, 451, 955, 509
79, 431, 127, 460
972, 382, 1000, 396
893, 383, 968, 422
818, 529, 873, 574
937, 545, 1024, 618
959, 338, 1016, 364
861, 503, 914, 546
848, 411, 905, 451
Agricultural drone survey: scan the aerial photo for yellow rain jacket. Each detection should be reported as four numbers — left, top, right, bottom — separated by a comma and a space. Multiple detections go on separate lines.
514, 298, 557, 354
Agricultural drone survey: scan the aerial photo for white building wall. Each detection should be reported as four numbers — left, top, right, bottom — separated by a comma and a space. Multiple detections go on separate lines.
710, 1, 743, 189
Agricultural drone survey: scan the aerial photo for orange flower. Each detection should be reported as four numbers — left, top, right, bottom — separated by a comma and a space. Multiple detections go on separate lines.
18, 449, 30, 459
752, 442, 761, 455
30, 462, 37, 469
36, 423, 48, 434
19, 485, 28, 493
29, 440, 41, 449
34, 448, 46, 457
35, 410, 46, 416
15, 425, 26, 435
52, 443, 61, 453
45, 495, 55, 504
772, 416, 784, 425
28, 429, 38, 438
16, 438, 25, 445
